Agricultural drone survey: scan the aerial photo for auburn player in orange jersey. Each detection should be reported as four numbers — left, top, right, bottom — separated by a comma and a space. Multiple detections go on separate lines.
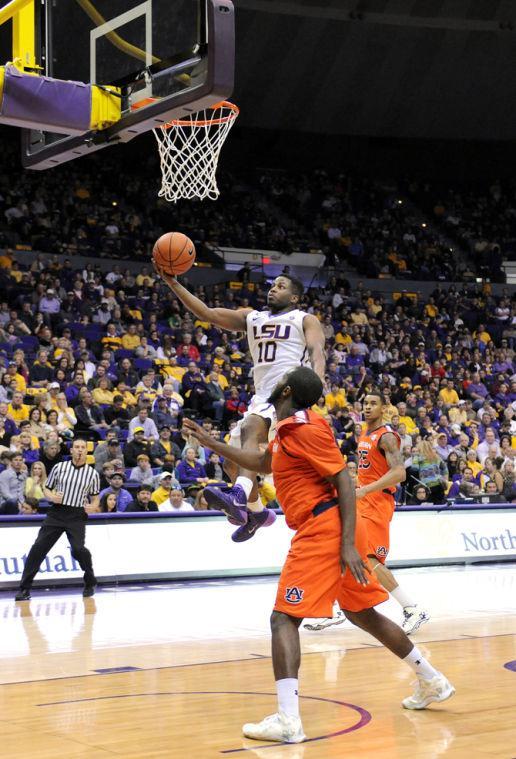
357, 389, 430, 635
184, 368, 454, 745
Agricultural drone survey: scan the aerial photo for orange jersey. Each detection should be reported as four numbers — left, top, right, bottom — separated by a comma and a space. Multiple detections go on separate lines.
357, 424, 400, 493
269, 410, 345, 531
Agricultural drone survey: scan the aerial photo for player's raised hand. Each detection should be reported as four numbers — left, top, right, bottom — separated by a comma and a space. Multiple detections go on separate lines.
341, 544, 370, 586
152, 260, 177, 286
183, 418, 212, 446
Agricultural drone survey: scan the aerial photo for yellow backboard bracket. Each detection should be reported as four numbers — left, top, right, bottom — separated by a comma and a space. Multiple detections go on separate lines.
0, 0, 37, 71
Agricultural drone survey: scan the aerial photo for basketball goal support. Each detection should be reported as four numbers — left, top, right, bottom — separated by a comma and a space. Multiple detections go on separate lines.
0, 0, 36, 71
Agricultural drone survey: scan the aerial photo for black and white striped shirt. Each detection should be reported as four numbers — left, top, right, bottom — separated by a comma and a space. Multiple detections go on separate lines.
46, 461, 100, 509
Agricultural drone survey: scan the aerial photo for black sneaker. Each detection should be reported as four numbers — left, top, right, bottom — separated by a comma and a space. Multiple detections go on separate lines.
15, 589, 31, 601
83, 585, 96, 597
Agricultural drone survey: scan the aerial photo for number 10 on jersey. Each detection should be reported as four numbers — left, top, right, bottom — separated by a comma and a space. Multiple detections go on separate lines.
257, 341, 277, 363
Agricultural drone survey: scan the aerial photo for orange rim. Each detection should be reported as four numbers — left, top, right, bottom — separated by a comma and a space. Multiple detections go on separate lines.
162, 101, 239, 129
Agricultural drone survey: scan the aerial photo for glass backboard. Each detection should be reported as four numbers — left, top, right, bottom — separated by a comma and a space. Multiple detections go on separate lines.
21, 0, 235, 169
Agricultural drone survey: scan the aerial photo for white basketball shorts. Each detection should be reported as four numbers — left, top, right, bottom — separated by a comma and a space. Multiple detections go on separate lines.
229, 395, 277, 449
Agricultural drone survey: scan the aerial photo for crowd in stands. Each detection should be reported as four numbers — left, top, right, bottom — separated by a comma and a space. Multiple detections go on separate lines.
409, 179, 513, 282
0, 135, 501, 282
0, 246, 514, 516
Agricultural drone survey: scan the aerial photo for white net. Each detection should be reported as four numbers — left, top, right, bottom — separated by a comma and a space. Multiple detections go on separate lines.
153, 101, 239, 202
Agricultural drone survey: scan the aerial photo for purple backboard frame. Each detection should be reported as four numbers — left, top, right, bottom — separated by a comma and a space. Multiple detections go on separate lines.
21, 0, 235, 170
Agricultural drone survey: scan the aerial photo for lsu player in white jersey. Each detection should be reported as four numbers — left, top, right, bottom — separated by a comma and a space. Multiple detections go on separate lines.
154, 268, 326, 541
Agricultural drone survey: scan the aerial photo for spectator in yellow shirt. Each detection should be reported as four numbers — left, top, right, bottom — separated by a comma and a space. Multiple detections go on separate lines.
473, 323, 491, 344
325, 384, 347, 412
396, 402, 417, 434
381, 390, 398, 423
152, 472, 178, 505
335, 326, 352, 346
8, 391, 30, 423
312, 396, 331, 419
4, 362, 26, 393
424, 298, 438, 318
115, 382, 138, 409
121, 324, 141, 350
135, 267, 155, 288
102, 324, 122, 351
466, 449, 483, 478
92, 377, 115, 405
210, 364, 229, 390
439, 380, 460, 407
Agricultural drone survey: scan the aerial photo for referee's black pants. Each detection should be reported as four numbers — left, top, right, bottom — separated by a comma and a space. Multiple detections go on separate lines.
19, 505, 96, 590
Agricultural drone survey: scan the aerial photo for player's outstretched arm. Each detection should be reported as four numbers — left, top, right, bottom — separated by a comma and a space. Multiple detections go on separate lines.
355, 432, 406, 500
302, 314, 326, 380
154, 264, 251, 331
183, 419, 272, 473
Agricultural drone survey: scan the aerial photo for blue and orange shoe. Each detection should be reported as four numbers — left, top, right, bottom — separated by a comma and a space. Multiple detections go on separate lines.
231, 508, 277, 542
204, 484, 248, 526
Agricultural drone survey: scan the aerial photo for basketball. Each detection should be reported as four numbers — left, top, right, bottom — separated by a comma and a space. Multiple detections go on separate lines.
152, 232, 196, 276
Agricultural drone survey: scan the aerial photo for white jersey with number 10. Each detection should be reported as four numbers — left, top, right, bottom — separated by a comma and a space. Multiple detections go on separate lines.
246, 309, 310, 401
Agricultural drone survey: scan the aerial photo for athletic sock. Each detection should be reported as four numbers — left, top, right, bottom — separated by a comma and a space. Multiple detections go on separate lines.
276, 678, 300, 718
234, 476, 253, 499
403, 646, 440, 680
391, 585, 416, 609
247, 499, 265, 513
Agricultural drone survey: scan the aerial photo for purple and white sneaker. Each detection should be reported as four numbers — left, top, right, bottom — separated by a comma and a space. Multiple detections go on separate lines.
204, 485, 248, 526
232, 508, 277, 542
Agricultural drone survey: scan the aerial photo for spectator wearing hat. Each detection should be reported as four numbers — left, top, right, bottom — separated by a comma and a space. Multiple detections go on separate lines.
124, 426, 154, 467
99, 472, 132, 512
129, 454, 154, 486
152, 471, 180, 506
435, 432, 454, 460
448, 399, 468, 426
94, 432, 124, 472
47, 381, 62, 410
152, 395, 177, 429
94, 300, 112, 326
128, 407, 158, 441
39, 288, 61, 326
126, 484, 159, 512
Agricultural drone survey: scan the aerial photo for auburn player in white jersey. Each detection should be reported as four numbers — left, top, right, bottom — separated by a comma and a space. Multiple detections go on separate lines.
154, 268, 326, 540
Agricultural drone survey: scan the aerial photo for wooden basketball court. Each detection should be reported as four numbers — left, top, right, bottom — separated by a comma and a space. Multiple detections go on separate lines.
1, 564, 515, 758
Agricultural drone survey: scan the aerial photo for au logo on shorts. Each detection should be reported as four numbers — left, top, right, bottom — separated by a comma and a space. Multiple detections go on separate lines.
376, 546, 388, 558
285, 586, 304, 604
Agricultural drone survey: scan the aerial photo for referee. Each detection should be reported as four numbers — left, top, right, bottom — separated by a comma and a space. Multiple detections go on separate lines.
15, 438, 100, 601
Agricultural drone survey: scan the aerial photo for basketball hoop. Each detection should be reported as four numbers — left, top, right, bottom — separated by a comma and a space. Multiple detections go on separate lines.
153, 100, 239, 202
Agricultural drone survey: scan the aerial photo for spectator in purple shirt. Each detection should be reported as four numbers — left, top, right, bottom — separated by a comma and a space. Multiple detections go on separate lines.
176, 446, 209, 490
345, 345, 365, 376
99, 472, 133, 512
467, 373, 489, 409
